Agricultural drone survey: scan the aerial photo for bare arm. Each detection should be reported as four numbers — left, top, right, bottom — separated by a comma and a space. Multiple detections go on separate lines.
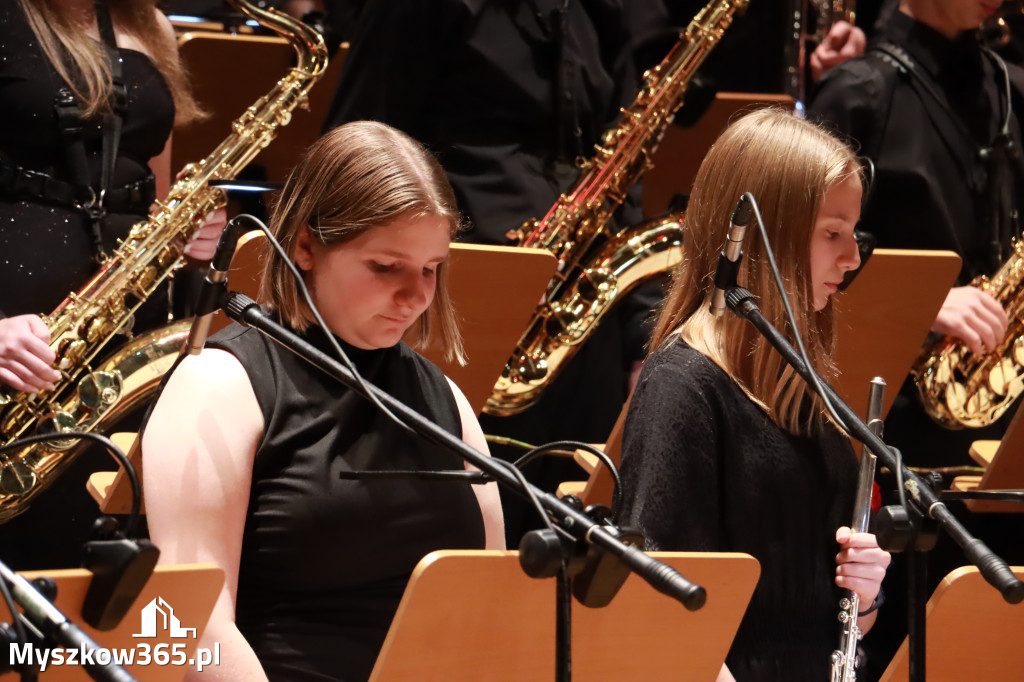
143, 349, 267, 680
716, 664, 737, 682
446, 377, 504, 550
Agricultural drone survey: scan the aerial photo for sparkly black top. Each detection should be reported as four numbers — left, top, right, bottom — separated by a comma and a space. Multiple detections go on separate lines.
208, 321, 486, 682
0, 1, 174, 319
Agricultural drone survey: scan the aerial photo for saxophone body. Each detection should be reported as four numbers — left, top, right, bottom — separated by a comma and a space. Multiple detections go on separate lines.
484, 0, 747, 417
0, 0, 328, 521
809, 0, 856, 43
912, 239, 1024, 429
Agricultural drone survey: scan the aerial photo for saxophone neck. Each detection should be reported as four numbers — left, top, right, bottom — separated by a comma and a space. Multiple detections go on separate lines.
224, 0, 329, 78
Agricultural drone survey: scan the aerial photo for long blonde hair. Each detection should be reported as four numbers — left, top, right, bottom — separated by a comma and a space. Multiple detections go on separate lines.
260, 121, 466, 364
651, 108, 862, 435
19, 0, 202, 124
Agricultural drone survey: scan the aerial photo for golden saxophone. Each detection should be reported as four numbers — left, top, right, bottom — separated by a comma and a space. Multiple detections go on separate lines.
912, 239, 1024, 429
0, 0, 328, 521
808, 0, 856, 44
484, 0, 748, 417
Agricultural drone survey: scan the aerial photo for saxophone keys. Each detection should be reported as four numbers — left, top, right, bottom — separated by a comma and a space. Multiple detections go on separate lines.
507, 355, 548, 382
84, 317, 109, 343
78, 371, 122, 411
578, 268, 615, 299
0, 461, 37, 496
57, 338, 88, 370
987, 357, 1021, 396
116, 314, 136, 338
38, 410, 80, 451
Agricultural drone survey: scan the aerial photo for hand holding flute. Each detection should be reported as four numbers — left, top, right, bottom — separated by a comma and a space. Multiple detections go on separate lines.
831, 378, 893, 681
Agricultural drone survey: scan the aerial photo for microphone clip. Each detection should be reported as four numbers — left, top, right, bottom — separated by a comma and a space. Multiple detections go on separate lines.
80, 516, 160, 631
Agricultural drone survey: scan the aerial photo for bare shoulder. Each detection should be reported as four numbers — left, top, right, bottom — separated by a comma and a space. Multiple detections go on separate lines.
148, 348, 263, 440
444, 375, 469, 407
444, 375, 489, 455
170, 348, 252, 391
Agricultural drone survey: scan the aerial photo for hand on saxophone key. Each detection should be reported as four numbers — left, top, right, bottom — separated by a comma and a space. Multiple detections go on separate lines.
0, 314, 61, 394
183, 208, 230, 261
932, 285, 1008, 355
834, 527, 891, 607
810, 21, 867, 82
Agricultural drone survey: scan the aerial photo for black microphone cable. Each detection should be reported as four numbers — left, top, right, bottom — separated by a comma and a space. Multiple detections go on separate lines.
0, 432, 140, 538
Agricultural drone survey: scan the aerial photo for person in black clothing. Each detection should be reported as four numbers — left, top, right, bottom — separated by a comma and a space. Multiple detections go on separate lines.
620, 108, 891, 682
809, 0, 1024, 469
320, 0, 667, 546
0, 0, 219, 393
0, 0, 223, 570
143, 121, 504, 682
809, 4, 1024, 678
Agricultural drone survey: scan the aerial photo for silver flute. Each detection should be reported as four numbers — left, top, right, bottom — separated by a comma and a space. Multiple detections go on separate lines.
830, 376, 885, 682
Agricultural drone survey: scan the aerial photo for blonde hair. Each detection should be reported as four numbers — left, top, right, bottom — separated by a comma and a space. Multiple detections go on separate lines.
260, 121, 466, 364
20, 0, 203, 125
650, 108, 862, 435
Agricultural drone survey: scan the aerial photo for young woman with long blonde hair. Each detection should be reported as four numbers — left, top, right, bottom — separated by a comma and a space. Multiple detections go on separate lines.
620, 108, 891, 681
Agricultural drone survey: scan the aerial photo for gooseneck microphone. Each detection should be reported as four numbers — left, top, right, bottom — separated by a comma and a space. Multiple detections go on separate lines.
184, 214, 257, 355
0, 560, 137, 681
710, 194, 753, 317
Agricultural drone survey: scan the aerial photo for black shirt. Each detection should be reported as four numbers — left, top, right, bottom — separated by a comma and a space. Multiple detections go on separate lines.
322, 0, 640, 244
808, 12, 1024, 469
809, 11, 1024, 283
620, 338, 858, 682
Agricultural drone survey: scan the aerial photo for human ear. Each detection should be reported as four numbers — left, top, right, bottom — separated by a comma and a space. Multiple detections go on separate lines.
294, 225, 316, 272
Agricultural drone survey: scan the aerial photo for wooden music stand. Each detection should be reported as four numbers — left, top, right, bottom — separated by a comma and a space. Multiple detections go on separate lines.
172, 32, 347, 184
369, 550, 759, 682
879, 566, 1024, 681
578, 249, 962, 508
0, 564, 223, 681
833, 248, 962, 424
950, 401, 1024, 513
642, 93, 795, 218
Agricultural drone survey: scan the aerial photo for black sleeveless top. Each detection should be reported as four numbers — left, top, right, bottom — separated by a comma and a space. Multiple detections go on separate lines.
208, 322, 486, 682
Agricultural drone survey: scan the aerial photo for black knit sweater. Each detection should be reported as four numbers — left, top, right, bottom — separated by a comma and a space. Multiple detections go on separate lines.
620, 338, 859, 681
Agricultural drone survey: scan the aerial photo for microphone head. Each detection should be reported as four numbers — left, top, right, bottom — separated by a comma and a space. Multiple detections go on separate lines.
731, 196, 752, 226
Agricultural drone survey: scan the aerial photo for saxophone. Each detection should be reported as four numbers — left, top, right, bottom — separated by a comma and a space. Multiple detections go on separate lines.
0, 0, 328, 521
484, 0, 747, 417
912, 238, 1024, 429
808, 0, 856, 44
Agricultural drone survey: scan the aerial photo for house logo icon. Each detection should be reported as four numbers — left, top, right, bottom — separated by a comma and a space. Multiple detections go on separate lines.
132, 597, 197, 639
